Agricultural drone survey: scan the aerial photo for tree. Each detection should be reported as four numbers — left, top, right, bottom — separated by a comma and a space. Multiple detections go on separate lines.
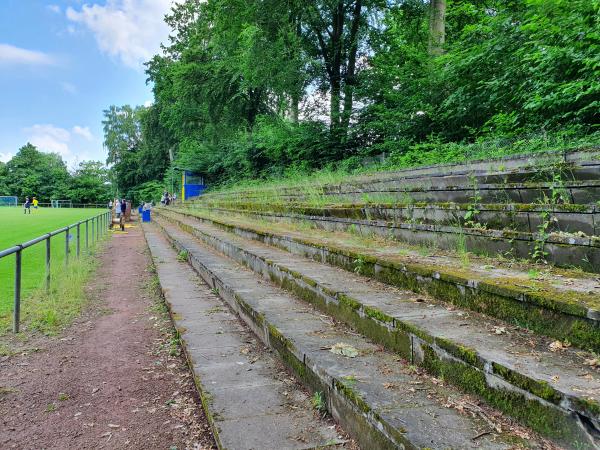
70, 161, 112, 204
302, 0, 370, 135
0, 162, 8, 195
102, 105, 144, 194
5, 143, 70, 201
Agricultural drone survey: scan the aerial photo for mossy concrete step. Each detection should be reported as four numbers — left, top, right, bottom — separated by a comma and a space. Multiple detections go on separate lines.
341, 147, 600, 186
143, 224, 345, 450
204, 179, 600, 205
154, 211, 600, 448
197, 206, 600, 273
161, 208, 600, 353
203, 148, 600, 204
199, 201, 599, 236
150, 219, 551, 450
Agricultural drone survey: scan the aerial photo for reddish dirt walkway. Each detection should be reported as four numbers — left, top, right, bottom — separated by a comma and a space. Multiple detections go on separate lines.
0, 224, 215, 449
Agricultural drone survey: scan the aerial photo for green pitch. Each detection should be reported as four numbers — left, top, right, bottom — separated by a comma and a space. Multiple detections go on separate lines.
0, 207, 106, 316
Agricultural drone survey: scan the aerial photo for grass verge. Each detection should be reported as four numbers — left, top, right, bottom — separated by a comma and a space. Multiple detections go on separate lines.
0, 240, 105, 338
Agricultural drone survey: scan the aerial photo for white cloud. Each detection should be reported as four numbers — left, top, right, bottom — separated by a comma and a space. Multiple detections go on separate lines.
61, 81, 78, 94
0, 43, 56, 66
47, 4, 61, 14
72, 125, 93, 141
143, 100, 153, 107
22, 124, 100, 168
0, 152, 13, 163
66, 0, 176, 69
24, 124, 71, 158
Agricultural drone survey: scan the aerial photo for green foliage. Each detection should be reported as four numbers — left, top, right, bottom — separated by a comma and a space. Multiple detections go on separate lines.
2, 144, 112, 203
4, 143, 70, 201
129, 180, 165, 204
105, 0, 599, 193
69, 161, 111, 204
311, 391, 327, 413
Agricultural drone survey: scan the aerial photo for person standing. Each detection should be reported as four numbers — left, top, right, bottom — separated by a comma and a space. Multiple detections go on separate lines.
32, 197, 39, 211
121, 199, 127, 218
115, 199, 122, 218
24, 197, 31, 214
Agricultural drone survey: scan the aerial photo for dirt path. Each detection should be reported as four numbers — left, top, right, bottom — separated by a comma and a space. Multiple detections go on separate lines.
0, 224, 215, 449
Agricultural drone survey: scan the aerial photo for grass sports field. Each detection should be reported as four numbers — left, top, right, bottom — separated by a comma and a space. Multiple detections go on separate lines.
0, 207, 106, 319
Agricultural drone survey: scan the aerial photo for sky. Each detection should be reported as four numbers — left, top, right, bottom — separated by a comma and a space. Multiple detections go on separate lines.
0, 0, 176, 170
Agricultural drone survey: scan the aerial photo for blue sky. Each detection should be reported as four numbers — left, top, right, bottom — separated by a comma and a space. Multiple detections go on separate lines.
0, 0, 174, 169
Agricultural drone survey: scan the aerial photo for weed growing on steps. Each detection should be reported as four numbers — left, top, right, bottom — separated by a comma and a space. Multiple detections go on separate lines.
177, 250, 189, 262
530, 166, 571, 264
463, 174, 484, 230
531, 209, 551, 263
311, 391, 327, 415
455, 230, 470, 268
353, 257, 366, 275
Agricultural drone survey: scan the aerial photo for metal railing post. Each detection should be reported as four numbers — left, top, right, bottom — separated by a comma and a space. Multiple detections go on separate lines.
13, 247, 22, 333
65, 227, 70, 265
96, 216, 99, 241
91, 219, 95, 245
46, 234, 51, 292
76, 222, 81, 257
85, 219, 89, 250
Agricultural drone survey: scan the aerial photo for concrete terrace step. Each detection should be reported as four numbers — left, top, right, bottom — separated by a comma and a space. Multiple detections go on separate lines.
199, 201, 600, 236
203, 147, 600, 203
143, 224, 345, 450
204, 179, 600, 205
194, 206, 600, 273
342, 147, 600, 185
162, 208, 600, 353
154, 210, 600, 448
148, 219, 553, 450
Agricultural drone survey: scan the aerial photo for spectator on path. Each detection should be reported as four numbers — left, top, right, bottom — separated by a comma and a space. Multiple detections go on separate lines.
161, 192, 166, 206
165, 193, 171, 206
24, 197, 31, 214
32, 197, 38, 211
108, 199, 113, 210
143, 201, 152, 212
115, 199, 122, 218
121, 199, 127, 218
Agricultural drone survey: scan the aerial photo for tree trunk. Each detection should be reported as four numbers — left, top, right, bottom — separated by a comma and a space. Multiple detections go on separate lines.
429, 0, 446, 56
290, 92, 299, 123
330, 78, 341, 130
329, 0, 344, 132
341, 0, 362, 132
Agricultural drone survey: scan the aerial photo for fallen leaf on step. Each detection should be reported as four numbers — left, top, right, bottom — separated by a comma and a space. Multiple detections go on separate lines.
549, 340, 570, 352
584, 358, 600, 367
330, 343, 359, 358
493, 326, 507, 335
551, 375, 560, 383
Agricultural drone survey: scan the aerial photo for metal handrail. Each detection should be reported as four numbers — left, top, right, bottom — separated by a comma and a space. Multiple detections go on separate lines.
0, 210, 111, 333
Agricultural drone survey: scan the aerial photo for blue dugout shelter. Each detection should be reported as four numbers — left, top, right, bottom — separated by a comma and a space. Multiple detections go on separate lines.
181, 171, 206, 201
